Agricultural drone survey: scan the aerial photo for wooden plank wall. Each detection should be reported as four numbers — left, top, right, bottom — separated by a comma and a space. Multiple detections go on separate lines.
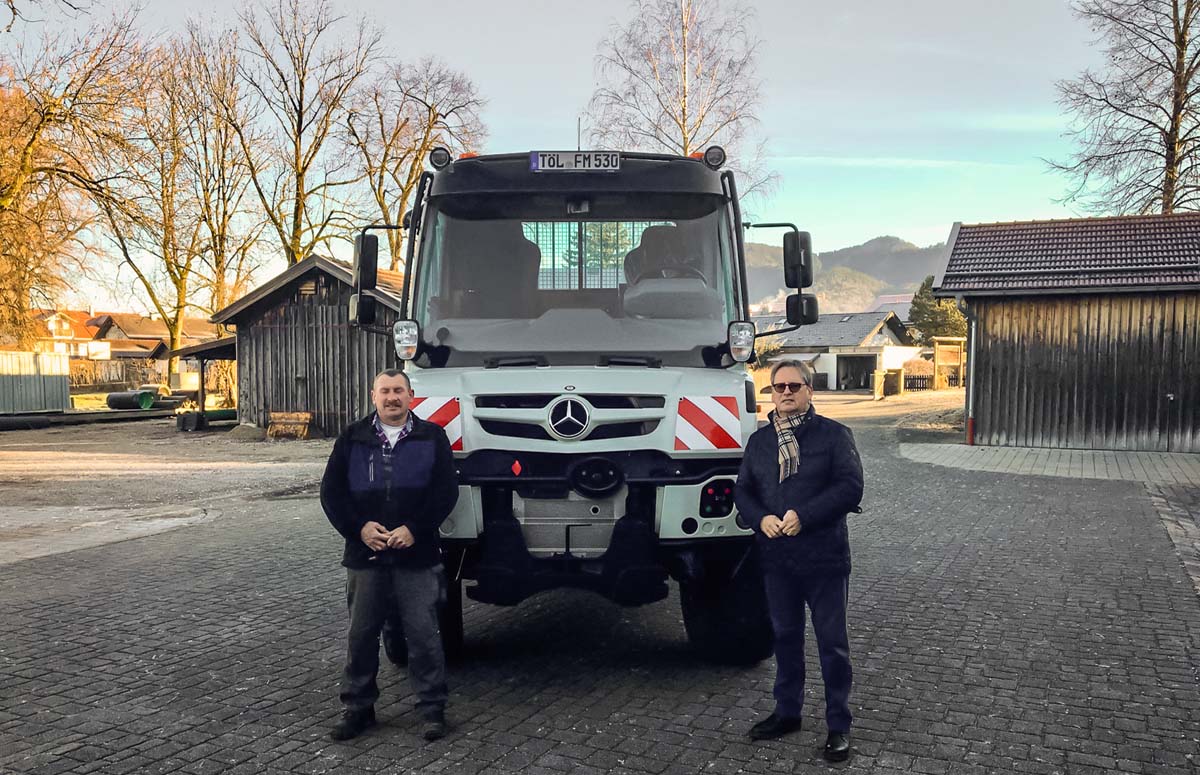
0, 352, 70, 414
235, 272, 399, 436
972, 292, 1199, 452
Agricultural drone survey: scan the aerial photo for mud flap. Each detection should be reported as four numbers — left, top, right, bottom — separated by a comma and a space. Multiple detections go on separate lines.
603, 515, 669, 606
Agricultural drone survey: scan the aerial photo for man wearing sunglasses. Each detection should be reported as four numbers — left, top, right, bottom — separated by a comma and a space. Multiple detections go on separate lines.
735, 360, 864, 762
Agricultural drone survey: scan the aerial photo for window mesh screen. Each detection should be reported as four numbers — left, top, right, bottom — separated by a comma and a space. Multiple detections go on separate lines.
522, 221, 665, 289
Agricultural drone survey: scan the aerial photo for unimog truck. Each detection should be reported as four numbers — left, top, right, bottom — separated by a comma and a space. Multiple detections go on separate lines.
351, 146, 817, 663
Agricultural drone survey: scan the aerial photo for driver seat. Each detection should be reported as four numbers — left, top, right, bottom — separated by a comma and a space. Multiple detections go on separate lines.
623, 225, 688, 284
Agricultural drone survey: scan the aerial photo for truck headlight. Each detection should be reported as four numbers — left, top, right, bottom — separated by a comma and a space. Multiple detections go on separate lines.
728, 321, 755, 363
393, 319, 420, 361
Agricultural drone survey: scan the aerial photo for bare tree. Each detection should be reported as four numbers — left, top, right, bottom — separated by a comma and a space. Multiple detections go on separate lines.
0, 180, 85, 347
184, 25, 267, 316
220, 0, 380, 266
0, 12, 141, 214
4, 0, 85, 32
344, 57, 486, 271
94, 43, 204, 375
0, 13, 136, 344
585, 0, 775, 195
1053, 0, 1200, 213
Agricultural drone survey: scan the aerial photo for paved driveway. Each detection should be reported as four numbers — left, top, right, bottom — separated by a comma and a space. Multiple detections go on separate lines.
1, 400, 1198, 774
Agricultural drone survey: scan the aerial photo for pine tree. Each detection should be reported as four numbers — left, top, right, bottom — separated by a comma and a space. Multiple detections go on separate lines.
909, 276, 966, 344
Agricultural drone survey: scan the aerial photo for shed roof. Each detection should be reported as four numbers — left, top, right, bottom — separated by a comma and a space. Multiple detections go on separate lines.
211, 255, 405, 324
170, 336, 237, 361
753, 311, 914, 348
935, 213, 1200, 297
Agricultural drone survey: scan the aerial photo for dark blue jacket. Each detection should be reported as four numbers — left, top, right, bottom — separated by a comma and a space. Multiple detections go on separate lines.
320, 412, 459, 569
734, 411, 864, 577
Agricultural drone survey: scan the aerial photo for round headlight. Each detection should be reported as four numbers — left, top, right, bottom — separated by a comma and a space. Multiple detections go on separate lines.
393, 319, 420, 361
728, 320, 755, 363
429, 147, 452, 169
703, 145, 726, 169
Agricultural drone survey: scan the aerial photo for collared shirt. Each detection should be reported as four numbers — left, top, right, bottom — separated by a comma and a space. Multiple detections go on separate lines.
373, 412, 413, 457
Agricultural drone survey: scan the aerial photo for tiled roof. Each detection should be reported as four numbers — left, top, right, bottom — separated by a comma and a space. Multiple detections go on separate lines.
88, 313, 220, 341
32, 309, 98, 340
752, 311, 912, 348
936, 213, 1200, 296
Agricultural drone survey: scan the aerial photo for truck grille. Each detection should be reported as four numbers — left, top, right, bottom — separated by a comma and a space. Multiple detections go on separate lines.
473, 393, 666, 441
475, 394, 555, 409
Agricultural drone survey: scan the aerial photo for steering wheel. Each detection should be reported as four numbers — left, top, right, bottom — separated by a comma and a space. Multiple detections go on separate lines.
632, 264, 707, 284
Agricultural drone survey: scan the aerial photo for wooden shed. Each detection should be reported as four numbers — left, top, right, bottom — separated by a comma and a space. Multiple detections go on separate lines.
211, 256, 405, 437
935, 214, 1200, 452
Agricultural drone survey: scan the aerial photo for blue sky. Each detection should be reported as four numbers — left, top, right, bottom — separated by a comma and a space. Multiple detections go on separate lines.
16, 1, 1104, 308
142, 0, 1100, 251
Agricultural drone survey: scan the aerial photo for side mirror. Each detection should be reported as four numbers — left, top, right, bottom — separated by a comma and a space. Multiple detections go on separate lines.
786, 293, 819, 326
352, 232, 379, 326
354, 233, 379, 292
783, 231, 813, 289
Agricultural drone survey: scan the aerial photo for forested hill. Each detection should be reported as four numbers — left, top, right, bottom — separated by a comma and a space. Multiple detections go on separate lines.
745, 236, 948, 313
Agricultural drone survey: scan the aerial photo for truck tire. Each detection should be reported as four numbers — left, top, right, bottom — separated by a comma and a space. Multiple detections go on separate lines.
679, 553, 773, 665
440, 575, 464, 663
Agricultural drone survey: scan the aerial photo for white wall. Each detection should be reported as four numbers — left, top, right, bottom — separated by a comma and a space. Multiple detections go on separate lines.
882, 346, 924, 370
810, 353, 836, 389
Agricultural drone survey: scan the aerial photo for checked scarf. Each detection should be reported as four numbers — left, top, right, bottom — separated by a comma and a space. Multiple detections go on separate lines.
773, 405, 814, 482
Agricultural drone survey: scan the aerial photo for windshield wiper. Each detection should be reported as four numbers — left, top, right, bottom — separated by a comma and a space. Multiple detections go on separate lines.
483, 354, 550, 369
597, 354, 662, 368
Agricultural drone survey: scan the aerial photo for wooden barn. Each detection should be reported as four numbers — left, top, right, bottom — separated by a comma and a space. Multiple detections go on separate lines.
935, 213, 1200, 452
212, 256, 405, 436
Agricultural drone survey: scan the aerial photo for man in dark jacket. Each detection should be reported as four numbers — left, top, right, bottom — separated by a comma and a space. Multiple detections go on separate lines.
735, 359, 864, 762
321, 368, 459, 742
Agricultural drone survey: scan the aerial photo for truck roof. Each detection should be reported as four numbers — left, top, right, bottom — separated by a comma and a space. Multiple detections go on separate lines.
428, 152, 729, 198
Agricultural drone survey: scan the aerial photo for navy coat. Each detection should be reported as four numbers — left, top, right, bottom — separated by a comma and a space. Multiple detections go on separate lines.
320, 412, 459, 569
734, 411, 864, 577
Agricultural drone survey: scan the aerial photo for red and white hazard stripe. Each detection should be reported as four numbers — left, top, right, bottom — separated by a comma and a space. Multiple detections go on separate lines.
674, 396, 742, 451
410, 396, 463, 451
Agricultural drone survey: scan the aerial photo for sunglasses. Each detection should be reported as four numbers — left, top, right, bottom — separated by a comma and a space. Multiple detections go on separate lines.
772, 382, 809, 394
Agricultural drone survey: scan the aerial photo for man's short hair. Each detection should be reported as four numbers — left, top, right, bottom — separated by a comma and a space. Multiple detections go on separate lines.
769, 359, 814, 387
373, 368, 411, 390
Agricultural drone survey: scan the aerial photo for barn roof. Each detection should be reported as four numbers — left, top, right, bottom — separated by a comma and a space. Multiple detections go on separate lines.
752, 310, 914, 349
935, 213, 1200, 297
212, 255, 405, 324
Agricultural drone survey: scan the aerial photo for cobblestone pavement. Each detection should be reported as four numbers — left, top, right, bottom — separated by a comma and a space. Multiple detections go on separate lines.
2, 410, 1199, 774
899, 443, 1200, 487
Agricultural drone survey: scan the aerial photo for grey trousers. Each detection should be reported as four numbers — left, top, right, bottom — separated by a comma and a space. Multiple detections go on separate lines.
341, 565, 447, 715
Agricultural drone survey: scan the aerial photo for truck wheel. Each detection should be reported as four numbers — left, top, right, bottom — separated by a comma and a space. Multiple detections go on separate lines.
679, 554, 773, 665
440, 576, 464, 663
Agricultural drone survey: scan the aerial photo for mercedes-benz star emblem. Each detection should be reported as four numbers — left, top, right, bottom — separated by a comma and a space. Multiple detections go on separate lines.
548, 397, 589, 439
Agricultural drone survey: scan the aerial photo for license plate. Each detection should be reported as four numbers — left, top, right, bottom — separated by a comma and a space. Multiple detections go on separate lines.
531, 151, 620, 172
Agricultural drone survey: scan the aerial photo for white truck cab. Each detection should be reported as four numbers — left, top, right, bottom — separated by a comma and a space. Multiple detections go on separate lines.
351, 147, 817, 663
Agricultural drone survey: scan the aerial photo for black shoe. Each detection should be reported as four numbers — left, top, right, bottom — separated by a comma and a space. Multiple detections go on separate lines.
330, 707, 376, 741
421, 709, 447, 741
748, 712, 802, 741
823, 731, 850, 762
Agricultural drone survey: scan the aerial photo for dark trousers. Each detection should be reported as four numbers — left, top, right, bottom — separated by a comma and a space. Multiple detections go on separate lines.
764, 572, 853, 732
341, 565, 447, 715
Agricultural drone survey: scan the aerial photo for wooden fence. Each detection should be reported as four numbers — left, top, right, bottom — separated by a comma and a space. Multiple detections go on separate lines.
0, 351, 70, 414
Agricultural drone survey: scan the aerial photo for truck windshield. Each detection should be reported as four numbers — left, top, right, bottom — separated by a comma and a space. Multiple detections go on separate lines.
411, 193, 739, 368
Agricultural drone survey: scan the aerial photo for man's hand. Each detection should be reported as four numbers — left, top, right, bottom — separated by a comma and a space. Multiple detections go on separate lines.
760, 514, 784, 539
386, 525, 415, 549
781, 509, 801, 537
360, 521, 390, 551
